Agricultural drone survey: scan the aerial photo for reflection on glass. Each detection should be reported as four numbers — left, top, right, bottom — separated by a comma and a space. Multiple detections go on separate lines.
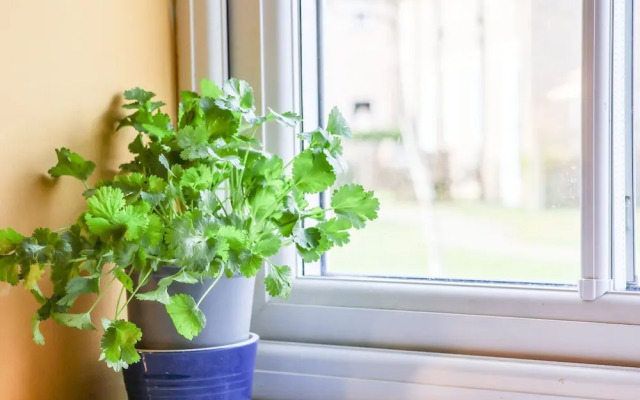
316, 0, 581, 284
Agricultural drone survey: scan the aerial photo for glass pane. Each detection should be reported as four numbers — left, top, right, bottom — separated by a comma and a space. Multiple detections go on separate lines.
312, 0, 581, 284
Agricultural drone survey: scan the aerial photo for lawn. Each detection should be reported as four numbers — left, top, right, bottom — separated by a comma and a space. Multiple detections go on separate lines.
327, 192, 580, 284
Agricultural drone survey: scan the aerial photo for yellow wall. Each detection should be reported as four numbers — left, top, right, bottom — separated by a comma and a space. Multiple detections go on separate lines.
0, 1, 176, 399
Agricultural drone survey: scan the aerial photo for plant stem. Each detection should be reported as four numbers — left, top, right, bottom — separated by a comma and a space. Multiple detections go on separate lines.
114, 268, 134, 319
196, 266, 225, 308
82, 180, 89, 190
88, 274, 118, 314
54, 226, 71, 233
115, 267, 153, 318
212, 190, 229, 218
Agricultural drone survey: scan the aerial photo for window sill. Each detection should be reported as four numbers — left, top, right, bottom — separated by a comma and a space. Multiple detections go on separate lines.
253, 340, 640, 400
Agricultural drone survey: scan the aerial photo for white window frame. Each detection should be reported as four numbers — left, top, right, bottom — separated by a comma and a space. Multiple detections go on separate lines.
178, 0, 640, 397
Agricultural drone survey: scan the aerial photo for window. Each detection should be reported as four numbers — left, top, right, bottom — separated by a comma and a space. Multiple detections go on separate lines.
182, 0, 640, 382
309, 0, 582, 285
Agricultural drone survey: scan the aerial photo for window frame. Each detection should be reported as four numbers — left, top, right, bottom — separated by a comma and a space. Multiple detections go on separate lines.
182, 0, 640, 369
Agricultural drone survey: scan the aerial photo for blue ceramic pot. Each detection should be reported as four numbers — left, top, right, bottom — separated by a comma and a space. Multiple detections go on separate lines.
123, 333, 259, 400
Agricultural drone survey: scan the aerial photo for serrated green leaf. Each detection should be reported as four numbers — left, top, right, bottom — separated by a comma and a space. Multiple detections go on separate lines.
277, 211, 299, 237
326, 107, 352, 138
265, 264, 292, 299
180, 165, 215, 191
23, 264, 44, 290
58, 275, 100, 306
87, 187, 126, 220
100, 319, 142, 371
331, 184, 380, 229
293, 226, 322, 250
114, 269, 133, 293
267, 108, 302, 127
32, 314, 45, 345
53, 312, 96, 330
136, 284, 171, 305
166, 294, 206, 340
317, 218, 351, 246
177, 126, 214, 160
165, 213, 217, 271
250, 187, 278, 220
48, 148, 96, 182
124, 87, 155, 104
201, 78, 223, 99
114, 203, 151, 241
293, 150, 335, 193
0, 228, 24, 254
254, 234, 281, 258
142, 214, 164, 248
296, 234, 332, 262
239, 253, 263, 277
0, 255, 19, 285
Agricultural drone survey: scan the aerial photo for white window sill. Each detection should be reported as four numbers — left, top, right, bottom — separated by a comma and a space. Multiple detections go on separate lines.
253, 340, 640, 400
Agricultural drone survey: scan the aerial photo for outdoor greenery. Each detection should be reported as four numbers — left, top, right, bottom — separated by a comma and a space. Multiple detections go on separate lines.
330, 193, 579, 284
0, 78, 379, 371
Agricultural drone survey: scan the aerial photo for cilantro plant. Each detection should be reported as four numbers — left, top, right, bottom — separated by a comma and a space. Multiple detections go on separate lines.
0, 78, 379, 371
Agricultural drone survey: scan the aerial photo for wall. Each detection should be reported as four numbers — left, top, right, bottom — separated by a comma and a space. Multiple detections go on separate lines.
0, 1, 176, 399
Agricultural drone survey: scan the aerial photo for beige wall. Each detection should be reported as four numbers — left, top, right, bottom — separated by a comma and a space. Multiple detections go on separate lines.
0, 1, 176, 399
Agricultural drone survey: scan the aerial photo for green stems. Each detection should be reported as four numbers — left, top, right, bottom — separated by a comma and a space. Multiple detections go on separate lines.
115, 267, 153, 318
196, 266, 225, 308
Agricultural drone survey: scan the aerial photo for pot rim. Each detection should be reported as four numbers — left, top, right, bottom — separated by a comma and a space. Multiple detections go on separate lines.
135, 332, 259, 353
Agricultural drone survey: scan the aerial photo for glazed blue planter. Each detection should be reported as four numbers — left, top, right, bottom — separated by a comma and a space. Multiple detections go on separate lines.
122, 333, 259, 400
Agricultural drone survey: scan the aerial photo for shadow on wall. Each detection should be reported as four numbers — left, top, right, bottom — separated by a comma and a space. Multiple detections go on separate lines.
0, 97, 128, 400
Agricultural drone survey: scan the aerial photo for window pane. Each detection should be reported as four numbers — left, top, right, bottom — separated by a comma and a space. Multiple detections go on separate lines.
312, 0, 581, 284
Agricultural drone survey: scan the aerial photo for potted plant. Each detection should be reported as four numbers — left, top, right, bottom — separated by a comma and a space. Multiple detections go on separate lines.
0, 78, 379, 399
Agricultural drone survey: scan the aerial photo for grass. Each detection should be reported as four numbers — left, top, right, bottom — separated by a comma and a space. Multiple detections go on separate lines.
328, 193, 580, 284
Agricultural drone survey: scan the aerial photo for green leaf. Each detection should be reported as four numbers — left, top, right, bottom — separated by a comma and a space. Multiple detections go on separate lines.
326, 107, 352, 138
0, 255, 19, 285
238, 253, 263, 277
267, 108, 302, 127
100, 319, 142, 371
317, 218, 351, 246
165, 213, 217, 271
249, 187, 278, 220
31, 314, 45, 345
0, 228, 24, 254
23, 264, 45, 290
124, 87, 156, 104
57, 276, 99, 306
114, 203, 151, 241
331, 184, 380, 229
48, 148, 96, 182
87, 187, 126, 220
219, 78, 255, 111
141, 113, 173, 140
176, 126, 214, 160
53, 312, 96, 331
201, 78, 223, 99
180, 165, 215, 192
293, 150, 335, 193
201, 100, 241, 138
254, 234, 281, 258
296, 234, 331, 262
166, 294, 206, 340
293, 226, 323, 250
275, 211, 297, 237
114, 269, 133, 293
142, 214, 164, 248
136, 284, 171, 305
265, 264, 292, 299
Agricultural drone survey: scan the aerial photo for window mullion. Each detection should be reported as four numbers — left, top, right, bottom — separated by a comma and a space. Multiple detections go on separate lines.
612, 0, 634, 290
176, 0, 229, 90
580, 0, 613, 300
